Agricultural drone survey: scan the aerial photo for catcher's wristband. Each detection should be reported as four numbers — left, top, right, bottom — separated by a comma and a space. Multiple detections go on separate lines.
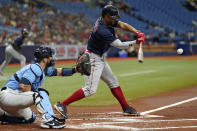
62, 68, 76, 76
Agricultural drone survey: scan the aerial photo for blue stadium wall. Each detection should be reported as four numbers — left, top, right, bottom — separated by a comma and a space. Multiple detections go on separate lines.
0, 44, 196, 63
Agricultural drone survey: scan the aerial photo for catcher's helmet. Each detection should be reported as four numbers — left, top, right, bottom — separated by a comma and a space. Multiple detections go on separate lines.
21, 28, 28, 37
102, 5, 120, 19
34, 46, 54, 59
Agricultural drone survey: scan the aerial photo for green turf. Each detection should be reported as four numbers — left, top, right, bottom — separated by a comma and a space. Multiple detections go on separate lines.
0, 59, 197, 106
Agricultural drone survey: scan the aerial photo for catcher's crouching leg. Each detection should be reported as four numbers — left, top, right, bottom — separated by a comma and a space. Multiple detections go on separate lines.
0, 112, 36, 124
34, 88, 65, 123
33, 91, 45, 115
33, 88, 52, 116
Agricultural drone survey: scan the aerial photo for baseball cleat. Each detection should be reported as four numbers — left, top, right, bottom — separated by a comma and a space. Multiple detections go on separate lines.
41, 118, 66, 129
123, 106, 140, 116
54, 102, 68, 118
52, 115, 65, 124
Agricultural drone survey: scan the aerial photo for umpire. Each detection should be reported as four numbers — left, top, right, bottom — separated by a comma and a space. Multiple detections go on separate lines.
0, 28, 28, 76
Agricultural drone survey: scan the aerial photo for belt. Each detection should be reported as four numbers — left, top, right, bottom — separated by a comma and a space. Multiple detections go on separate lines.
14, 73, 20, 82
87, 50, 91, 54
86, 50, 103, 57
1, 87, 7, 91
11, 44, 20, 51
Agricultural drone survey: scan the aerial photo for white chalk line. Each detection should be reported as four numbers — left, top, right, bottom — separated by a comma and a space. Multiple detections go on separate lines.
67, 118, 197, 123
66, 119, 197, 130
119, 70, 156, 77
64, 97, 197, 130
66, 124, 197, 130
65, 115, 163, 122
141, 96, 197, 115
63, 112, 162, 116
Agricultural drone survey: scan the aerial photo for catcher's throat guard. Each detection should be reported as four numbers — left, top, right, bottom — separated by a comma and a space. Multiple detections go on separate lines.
76, 52, 91, 76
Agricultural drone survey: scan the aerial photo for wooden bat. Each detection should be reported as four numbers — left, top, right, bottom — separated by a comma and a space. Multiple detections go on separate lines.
138, 42, 143, 63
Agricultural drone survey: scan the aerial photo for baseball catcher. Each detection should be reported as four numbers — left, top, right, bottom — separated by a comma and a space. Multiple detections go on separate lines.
0, 46, 81, 129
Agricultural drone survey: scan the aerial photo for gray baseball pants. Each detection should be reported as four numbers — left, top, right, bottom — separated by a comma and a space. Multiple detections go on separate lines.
0, 45, 26, 73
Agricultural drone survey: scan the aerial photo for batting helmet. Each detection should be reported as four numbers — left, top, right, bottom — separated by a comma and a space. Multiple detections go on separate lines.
102, 5, 120, 19
34, 46, 54, 59
21, 28, 28, 37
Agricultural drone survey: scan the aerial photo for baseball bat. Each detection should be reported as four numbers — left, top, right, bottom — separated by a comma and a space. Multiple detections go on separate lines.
138, 42, 143, 63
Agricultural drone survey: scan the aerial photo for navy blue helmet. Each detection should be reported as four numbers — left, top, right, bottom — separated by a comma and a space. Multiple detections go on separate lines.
102, 5, 120, 19
34, 46, 54, 59
34, 46, 55, 66
21, 28, 28, 37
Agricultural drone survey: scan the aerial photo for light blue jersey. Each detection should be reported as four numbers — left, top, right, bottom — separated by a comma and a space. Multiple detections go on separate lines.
4, 63, 54, 91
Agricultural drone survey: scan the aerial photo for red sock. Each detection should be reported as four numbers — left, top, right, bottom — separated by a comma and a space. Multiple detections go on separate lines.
111, 86, 129, 109
60, 88, 85, 106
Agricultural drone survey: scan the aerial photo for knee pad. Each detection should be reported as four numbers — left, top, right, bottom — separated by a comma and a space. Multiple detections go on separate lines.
33, 92, 45, 114
38, 88, 49, 96
34, 88, 54, 119
38, 88, 55, 119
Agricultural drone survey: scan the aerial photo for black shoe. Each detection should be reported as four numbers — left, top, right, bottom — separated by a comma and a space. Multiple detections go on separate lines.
123, 106, 140, 116
54, 102, 67, 118
52, 115, 65, 124
41, 118, 66, 129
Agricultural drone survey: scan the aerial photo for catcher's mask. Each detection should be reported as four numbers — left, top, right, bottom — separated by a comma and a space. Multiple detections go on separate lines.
34, 46, 55, 67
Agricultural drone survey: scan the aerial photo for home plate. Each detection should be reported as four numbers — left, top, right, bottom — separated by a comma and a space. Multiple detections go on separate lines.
139, 114, 163, 118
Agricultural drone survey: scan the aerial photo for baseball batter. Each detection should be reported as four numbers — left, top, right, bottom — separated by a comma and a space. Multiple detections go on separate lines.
0, 28, 28, 76
54, 5, 145, 118
0, 47, 78, 128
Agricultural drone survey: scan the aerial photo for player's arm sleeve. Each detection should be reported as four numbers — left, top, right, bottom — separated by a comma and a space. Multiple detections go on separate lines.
55, 68, 76, 76
110, 39, 136, 49
45, 67, 57, 76
20, 77, 31, 85
19, 77, 32, 92
18, 69, 37, 91
61, 68, 76, 76
45, 67, 76, 76
21, 69, 37, 85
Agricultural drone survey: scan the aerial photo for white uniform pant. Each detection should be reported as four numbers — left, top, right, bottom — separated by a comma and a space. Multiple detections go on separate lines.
0, 88, 34, 120
0, 45, 26, 72
82, 52, 119, 97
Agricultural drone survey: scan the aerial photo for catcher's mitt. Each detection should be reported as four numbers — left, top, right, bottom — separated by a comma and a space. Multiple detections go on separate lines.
76, 52, 91, 76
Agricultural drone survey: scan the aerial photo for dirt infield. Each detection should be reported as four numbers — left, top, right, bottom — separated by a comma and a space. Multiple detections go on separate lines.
1, 55, 197, 130
1, 86, 197, 131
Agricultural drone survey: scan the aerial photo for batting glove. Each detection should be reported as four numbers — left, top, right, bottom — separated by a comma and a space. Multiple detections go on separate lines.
136, 31, 145, 38
136, 37, 145, 44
